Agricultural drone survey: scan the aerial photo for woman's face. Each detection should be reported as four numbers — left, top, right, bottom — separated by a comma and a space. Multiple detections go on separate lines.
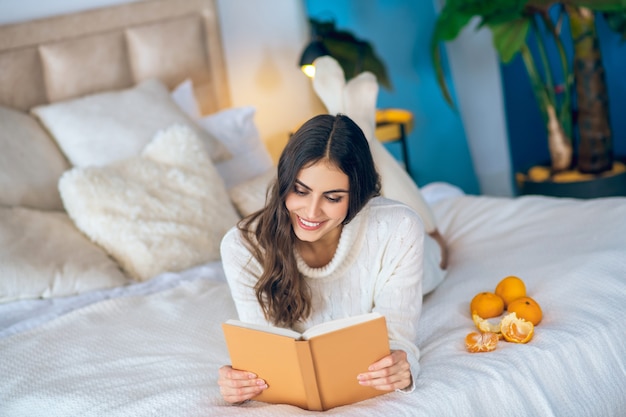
285, 160, 350, 245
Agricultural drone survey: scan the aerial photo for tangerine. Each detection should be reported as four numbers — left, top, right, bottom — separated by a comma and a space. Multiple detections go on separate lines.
495, 276, 526, 307
470, 292, 504, 319
465, 331, 499, 353
500, 312, 534, 343
507, 296, 542, 325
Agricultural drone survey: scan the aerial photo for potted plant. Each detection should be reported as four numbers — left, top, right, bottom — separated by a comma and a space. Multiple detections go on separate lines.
431, 0, 626, 197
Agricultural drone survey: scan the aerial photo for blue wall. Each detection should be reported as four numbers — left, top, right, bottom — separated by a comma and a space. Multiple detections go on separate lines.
304, 0, 480, 195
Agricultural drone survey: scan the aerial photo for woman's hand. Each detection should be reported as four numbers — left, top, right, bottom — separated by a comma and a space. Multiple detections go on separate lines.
356, 350, 412, 391
429, 229, 448, 269
218, 365, 268, 404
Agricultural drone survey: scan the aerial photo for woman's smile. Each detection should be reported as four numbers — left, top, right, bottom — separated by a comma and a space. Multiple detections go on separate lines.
285, 160, 350, 248
297, 216, 325, 230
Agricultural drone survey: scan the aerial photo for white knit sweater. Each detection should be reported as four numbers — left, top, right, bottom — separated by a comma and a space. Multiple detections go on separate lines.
220, 196, 425, 386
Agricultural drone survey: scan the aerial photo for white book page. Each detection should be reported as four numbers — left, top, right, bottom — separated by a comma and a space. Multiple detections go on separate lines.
224, 319, 302, 339
301, 312, 383, 340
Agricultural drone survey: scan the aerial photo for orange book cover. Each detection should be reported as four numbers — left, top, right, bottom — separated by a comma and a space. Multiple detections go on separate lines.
222, 312, 391, 411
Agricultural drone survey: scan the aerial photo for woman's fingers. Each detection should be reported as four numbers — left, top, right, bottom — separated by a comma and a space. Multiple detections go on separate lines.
357, 350, 412, 391
218, 365, 268, 404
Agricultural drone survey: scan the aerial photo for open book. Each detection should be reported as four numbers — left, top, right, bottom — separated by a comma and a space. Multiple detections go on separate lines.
222, 312, 390, 411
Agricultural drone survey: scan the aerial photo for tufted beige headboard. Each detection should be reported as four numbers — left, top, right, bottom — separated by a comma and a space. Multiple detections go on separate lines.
0, 0, 230, 115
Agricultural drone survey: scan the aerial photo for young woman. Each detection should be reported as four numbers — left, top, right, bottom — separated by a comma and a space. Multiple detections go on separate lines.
218, 114, 443, 404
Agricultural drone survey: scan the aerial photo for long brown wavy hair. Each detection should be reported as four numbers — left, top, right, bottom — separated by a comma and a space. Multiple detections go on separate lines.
238, 114, 381, 328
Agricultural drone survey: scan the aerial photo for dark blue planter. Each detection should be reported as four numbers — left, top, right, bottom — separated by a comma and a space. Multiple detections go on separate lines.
518, 160, 626, 198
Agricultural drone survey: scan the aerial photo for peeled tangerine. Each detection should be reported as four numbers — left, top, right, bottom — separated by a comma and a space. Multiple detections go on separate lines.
465, 331, 499, 353
500, 312, 534, 344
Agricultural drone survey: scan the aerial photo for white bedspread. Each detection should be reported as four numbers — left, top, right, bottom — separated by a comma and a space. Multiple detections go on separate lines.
1, 195, 625, 417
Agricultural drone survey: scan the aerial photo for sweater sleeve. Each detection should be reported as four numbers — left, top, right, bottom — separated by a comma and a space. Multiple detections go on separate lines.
370, 206, 424, 392
219, 227, 271, 326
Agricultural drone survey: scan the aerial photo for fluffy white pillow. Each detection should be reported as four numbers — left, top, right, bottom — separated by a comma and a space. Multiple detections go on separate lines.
32, 78, 231, 168
0, 206, 129, 303
0, 106, 69, 210
228, 169, 276, 217
171, 80, 274, 189
59, 124, 240, 282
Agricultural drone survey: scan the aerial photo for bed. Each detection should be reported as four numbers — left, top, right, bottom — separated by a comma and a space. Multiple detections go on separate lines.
1, 1, 625, 416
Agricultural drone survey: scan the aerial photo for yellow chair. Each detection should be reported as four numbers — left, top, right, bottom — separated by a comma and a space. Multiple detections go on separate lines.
375, 108, 413, 171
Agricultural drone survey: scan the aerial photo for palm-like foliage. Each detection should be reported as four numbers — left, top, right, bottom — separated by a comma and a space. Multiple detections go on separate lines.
432, 0, 626, 174
308, 18, 392, 90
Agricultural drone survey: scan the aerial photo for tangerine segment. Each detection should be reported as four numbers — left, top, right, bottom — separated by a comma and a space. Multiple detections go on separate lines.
500, 312, 534, 344
465, 331, 499, 353
470, 292, 504, 319
507, 296, 543, 325
495, 276, 526, 307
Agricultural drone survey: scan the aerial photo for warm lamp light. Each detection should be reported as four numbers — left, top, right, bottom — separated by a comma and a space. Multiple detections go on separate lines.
301, 64, 316, 78
299, 39, 330, 77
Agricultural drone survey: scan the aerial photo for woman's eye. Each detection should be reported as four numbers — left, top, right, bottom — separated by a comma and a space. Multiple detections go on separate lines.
293, 187, 307, 196
325, 195, 343, 203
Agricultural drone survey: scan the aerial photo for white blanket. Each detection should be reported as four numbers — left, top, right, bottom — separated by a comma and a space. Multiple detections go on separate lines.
1, 195, 625, 417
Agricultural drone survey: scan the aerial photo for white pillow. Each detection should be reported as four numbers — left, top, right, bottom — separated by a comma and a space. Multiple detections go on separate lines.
170, 80, 274, 189
0, 106, 69, 210
59, 124, 240, 282
0, 206, 129, 303
228, 169, 276, 217
170, 79, 202, 120
32, 78, 231, 168
199, 106, 274, 189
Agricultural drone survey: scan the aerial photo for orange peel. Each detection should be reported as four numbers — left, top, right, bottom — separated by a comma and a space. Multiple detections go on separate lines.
472, 313, 502, 336
500, 312, 534, 343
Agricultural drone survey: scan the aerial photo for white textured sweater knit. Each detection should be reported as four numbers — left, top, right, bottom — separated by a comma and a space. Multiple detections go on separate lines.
220, 196, 425, 385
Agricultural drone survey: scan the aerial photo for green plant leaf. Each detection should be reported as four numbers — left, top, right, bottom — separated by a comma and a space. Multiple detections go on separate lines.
489, 18, 531, 63
433, 8, 474, 42
604, 10, 626, 40
464, 0, 526, 26
527, 0, 626, 11
430, 0, 529, 107
430, 38, 456, 108
430, 2, 475, 108
456, 0, 522, 14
